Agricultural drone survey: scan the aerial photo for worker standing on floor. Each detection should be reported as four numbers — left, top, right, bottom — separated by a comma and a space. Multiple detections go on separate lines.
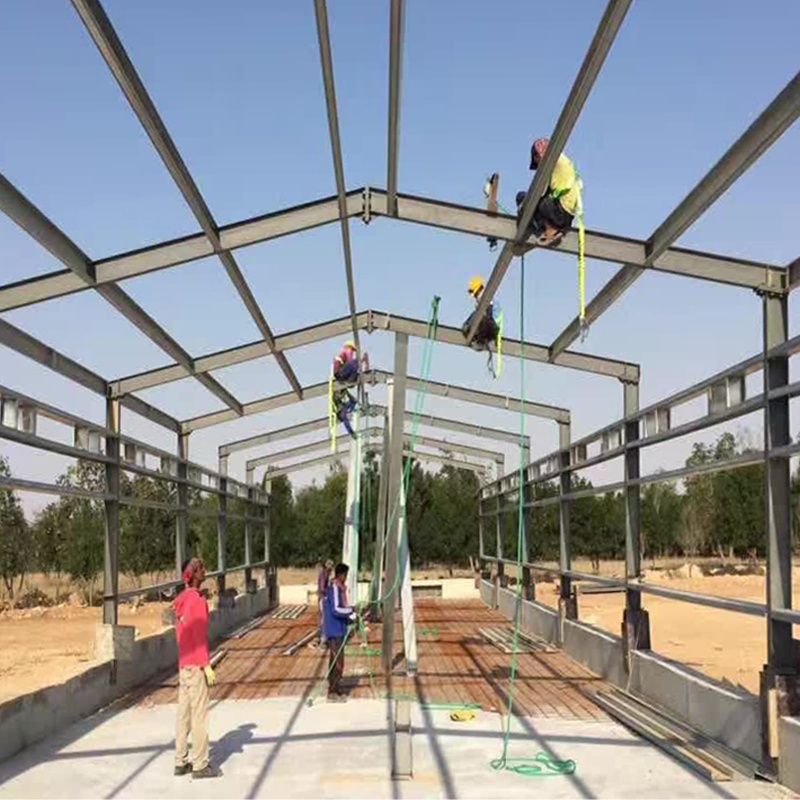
173, 558, 221, 779
516, 137, 581, 246
323, 563, 357, 702
313, 559, 334, 649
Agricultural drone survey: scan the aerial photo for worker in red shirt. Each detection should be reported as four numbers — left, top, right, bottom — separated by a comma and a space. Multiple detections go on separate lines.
174, 558, 221, 779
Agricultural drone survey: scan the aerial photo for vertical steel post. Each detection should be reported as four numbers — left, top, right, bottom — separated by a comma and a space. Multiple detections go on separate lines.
371, 415, 390, 605
760, 292, 798, 765
244, 469, 254, 593
495, 493, 504, 605
103, 398, 121, 627
342, 408, 361, 602
176, 432, 190, 578
382, 335, 408, 675
520, 443, 533, 601
623, 380, 650, 665
557, 421, 576, 637
217, 454, 228, 597
263, 478, 273, 606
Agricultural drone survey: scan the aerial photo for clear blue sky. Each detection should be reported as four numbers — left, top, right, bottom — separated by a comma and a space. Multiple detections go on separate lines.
1, 0, 799, 515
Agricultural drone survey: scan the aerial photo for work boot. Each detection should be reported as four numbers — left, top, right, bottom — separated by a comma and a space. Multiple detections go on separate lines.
192, 764, 222, 779
327, 692, 346, 703
174, 763, 192, 776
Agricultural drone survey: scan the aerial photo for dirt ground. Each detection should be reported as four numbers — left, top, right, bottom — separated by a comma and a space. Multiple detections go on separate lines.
0, 563, 797, 702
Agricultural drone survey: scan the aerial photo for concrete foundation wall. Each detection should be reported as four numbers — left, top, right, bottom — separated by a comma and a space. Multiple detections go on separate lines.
479, 579, 495, 608
487, 593, 762, 763
0, 587, 271, 765
779, 717, 800, 793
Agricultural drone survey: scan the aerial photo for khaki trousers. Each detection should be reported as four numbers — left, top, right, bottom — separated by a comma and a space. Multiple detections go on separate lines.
175, 666, 210, 770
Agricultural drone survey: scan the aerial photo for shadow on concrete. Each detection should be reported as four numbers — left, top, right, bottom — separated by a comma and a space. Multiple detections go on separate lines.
212, 723, 257, 768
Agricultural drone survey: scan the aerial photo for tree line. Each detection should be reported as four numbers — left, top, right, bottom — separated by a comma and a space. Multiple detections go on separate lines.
1, 432, 799, 601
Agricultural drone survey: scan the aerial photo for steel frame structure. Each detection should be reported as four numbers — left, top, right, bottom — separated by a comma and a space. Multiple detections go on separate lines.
1, 0, 799, 766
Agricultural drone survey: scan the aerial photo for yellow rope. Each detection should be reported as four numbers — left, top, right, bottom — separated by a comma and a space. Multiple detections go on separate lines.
575, 178, 587, 337
328, 369, 337, 453
495, 310, 504, 378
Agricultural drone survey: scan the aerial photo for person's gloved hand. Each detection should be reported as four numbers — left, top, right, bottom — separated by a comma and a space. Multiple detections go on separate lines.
516, 191, 526, 210
204, 665, 217, 687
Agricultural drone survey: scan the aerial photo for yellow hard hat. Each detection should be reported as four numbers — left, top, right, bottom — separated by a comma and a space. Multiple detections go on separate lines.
343, 340, 357, 351
468, 276, 484, 297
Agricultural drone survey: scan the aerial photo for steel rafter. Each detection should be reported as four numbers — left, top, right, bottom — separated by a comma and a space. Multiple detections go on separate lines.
313, 0, 360, 352
0, 317, 180, 432
108, 309, 636, 398
219, 405, 525, 457
467, 0, 633, 342
182, 369, 568, 432
0, 173, 241, 416
549, 69, 800, 359
386, 0, 405, 216
245, 428, 502, 471
69, 0, 302, 398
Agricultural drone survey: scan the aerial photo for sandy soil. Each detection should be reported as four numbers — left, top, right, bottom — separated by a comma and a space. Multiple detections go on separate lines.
0, 563, 797, 702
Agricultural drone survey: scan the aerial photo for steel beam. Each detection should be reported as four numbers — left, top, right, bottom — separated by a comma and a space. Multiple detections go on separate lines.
0, 317, 180, 432
370, 370, 569, 422
69, 0, 301, 397
221, 406, 522, 458
184, 369, 564, 432
314, 0, 360, 351
467, 0, 633, 342
367, 189, 785, 292
111, 308, 636, 396
550, 69, 800, 358
102, 398, 121, 626
0, 192, 364, 313
763, 294, 794, 672
0, 174, 243, 415
386, 0, 405, 216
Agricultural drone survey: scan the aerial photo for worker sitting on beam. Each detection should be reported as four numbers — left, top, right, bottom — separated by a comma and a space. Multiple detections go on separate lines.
462, 276, 503, 378
516, 137, 581, 246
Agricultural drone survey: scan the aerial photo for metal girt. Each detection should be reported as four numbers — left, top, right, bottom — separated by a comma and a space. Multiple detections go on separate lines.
368, 310, 639, 382
467, 0, 633, 342
0, 174, 243, 415
313, 0, 360, 351
0, 192, 364, 313
549, 69, 800, 359
386, 0, 405, 216
248, 430, 381, 469
786, 255, 800, 290
369, 370, 570, 423
367, 189, 782, 292
69, 0, 302, 397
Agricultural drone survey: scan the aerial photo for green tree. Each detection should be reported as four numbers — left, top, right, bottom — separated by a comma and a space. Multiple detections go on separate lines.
641, 477, 682, 562
0, 456, 31, 599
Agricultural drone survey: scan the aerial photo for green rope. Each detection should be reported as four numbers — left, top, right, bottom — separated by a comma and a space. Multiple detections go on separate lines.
489, 254, 577, 779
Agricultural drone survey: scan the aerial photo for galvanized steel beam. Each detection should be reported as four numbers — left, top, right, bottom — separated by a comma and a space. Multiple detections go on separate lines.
386, 0, 405, 216
313, 0, 360, 351
550, 69, 800, 358
69, 0, 302, 397
467, 0, 633, 342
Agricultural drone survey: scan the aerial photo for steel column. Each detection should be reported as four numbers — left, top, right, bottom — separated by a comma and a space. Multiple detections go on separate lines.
244, 475, 254, 593
176, 432, 190, 577
217, 455, 228, 596
371, 416, 391, 605
763, 294, 795, 671
382, 335, 408, 674
342, 409, 361, 602
102, 398, 121, 626
622, 381, 650, 663
558, 422, 575, 625
386, 0, 405, 216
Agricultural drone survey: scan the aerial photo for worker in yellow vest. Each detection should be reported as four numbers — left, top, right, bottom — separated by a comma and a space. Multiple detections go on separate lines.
516, 137, 581, 246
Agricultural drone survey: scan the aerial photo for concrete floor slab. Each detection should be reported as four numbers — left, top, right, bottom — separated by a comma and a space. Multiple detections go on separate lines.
0, 698, 793, 799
